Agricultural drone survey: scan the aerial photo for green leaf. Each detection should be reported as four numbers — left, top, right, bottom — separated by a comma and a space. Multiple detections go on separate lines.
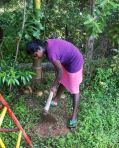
84, 16, 94, 25
8, 79, 13, 86
15, 79, 20, 85
109, 1, 119, 8
2, 77, 6, 84
24, 34, 30, 40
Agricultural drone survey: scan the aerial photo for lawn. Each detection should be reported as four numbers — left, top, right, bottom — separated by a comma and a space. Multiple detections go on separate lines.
1, 70, 119, 148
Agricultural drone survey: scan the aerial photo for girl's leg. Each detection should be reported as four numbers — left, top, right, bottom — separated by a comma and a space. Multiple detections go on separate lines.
71, 92, 80, 121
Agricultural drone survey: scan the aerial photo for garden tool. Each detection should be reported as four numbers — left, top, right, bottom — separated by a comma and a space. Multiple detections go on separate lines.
42, 91, 57, 123
43, 91, 54, 114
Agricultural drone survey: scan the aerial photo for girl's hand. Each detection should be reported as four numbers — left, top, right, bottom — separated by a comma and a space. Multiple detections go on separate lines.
50, 86, 57, 97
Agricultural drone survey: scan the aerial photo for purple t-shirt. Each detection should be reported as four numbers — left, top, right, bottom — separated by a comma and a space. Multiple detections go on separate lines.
46, 39, 84, 73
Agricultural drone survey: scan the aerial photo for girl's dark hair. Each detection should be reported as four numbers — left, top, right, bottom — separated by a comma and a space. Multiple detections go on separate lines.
26, 39, 46, 54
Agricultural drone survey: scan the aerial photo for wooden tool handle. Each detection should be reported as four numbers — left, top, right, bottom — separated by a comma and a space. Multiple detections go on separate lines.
44, 91, 53, 113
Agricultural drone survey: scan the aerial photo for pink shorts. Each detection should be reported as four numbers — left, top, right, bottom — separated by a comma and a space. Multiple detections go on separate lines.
59, 66, 83, 94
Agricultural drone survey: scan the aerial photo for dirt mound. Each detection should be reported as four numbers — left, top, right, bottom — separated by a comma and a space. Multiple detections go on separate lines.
25, 93, 71, 138
35, 100, 70, 138
36, 115, 69, 138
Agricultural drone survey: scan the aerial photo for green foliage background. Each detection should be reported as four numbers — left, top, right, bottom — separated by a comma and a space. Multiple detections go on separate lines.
0, 0, 119, 147
0, 0, 119, 61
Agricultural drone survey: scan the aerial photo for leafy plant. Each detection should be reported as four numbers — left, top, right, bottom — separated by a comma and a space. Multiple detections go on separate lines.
83, 0, 119, 37
0, 60, 34, 90
109, 22, 119, 46
94, 67, 113, 90
93, 53, 119, 93
22, 10, 44, 40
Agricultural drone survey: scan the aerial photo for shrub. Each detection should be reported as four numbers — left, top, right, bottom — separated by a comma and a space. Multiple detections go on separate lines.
0, 60, 34, 91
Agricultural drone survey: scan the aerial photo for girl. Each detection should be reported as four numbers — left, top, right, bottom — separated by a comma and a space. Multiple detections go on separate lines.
27, 39, 84, 128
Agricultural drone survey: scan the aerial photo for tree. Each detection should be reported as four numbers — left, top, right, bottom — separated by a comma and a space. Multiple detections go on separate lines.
32, 0, 43, 84
86, 0, 95, 79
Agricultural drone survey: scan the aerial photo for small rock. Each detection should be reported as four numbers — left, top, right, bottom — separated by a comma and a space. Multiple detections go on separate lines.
61, 94, 66, 99
22, 86, 33, 94
44, 90, 49, 95
37, 91, 43, 97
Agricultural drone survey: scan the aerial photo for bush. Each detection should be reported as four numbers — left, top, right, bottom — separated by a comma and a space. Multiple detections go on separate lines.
0, 60, 34, 91
93, 54, 119, 93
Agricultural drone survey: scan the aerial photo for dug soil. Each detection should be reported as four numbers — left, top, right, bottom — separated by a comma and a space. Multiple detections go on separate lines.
25, 91, 70, 138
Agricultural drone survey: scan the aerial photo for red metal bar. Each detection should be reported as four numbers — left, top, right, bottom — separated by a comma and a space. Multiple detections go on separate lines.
0, 105, 3, 110
0, 128, 19, 132
0, 94, 32, 147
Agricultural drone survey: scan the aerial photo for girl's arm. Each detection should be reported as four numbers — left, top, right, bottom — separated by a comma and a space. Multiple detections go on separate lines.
51, 60, 63, 92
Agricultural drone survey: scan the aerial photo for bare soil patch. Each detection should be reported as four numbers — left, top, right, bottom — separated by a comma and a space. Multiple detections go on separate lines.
25, 92, 70, 138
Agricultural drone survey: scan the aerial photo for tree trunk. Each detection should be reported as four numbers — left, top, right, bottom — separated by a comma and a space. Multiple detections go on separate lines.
80, 0, 86, 11
65, 25, 69, 40
33, 0, 41, 16
86, 36, 95, 78
86, 0, 95, 79
0, 27, 3, 44
32, 0, 42, 84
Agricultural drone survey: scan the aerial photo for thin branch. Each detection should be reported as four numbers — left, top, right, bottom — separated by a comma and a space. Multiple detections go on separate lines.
0, 39, 4, 60
15, 0, 26, 63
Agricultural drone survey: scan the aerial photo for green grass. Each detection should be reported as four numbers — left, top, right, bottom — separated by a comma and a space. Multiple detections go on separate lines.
1, 71, 119, 148
33, 88, 119, 148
